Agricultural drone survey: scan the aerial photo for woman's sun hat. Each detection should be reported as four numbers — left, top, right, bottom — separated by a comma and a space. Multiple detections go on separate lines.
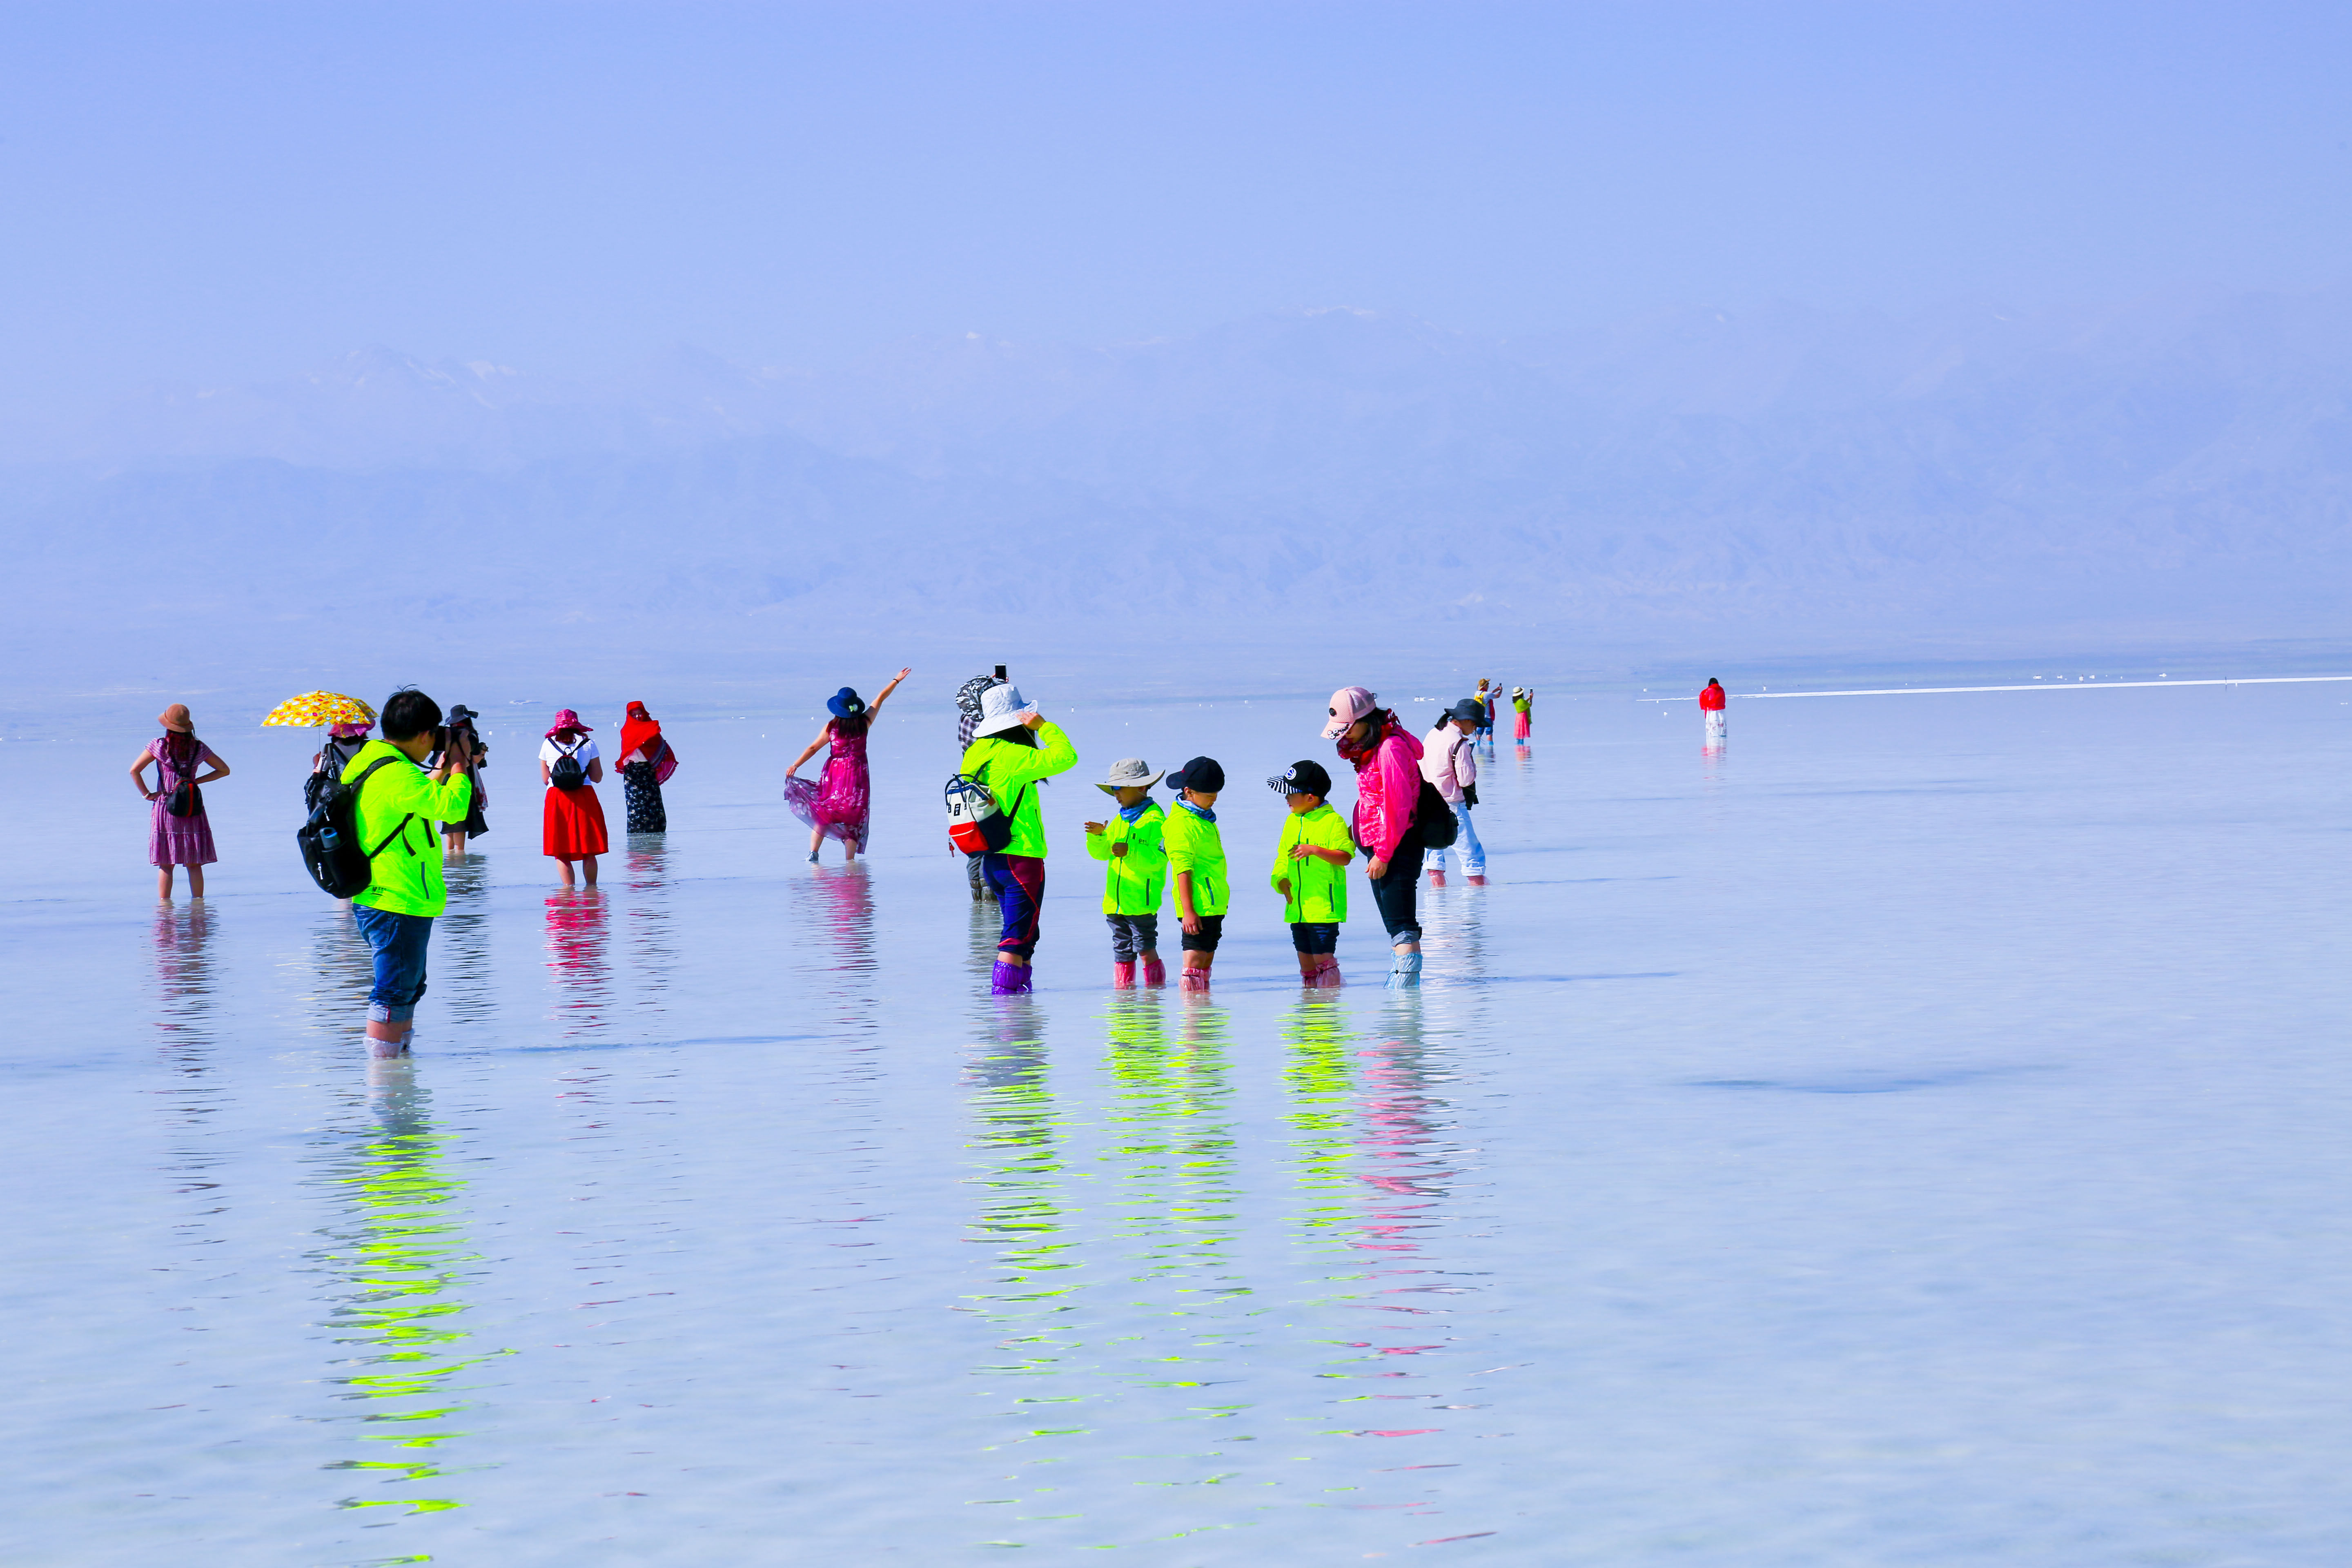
1267, 759, 1333, 797
976, 683, 1040, 737
158, 703, 193, 733
1096, 757, 1163, 795
827, 687, 867, 719
1510, 686, 1526, 697
1321, 686, 1377, 739
545, 708, 592, 739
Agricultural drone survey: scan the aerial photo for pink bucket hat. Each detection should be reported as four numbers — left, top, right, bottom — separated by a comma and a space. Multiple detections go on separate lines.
544, 708, 592, 739
1321, 686, 1377, 739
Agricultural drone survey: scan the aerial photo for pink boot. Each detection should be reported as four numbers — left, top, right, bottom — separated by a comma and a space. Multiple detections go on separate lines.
1428, 869, 1446, 888
1113, 961, 1137, 989
1317, 955, 1344, 988
1180, 967, 1211, 993
1142, 956, 1167, 988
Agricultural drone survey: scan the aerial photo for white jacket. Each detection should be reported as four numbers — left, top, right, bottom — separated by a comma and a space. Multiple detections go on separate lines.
1420, 724, 1477, 803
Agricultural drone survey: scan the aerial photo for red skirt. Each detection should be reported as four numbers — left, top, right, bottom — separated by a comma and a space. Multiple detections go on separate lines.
543, 784, 610, 858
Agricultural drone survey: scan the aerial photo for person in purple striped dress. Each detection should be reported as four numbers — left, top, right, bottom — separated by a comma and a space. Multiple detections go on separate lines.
129, 703, 232, 900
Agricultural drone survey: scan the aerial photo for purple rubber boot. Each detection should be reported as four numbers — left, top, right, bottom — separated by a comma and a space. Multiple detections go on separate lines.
991, 960, 1033, 996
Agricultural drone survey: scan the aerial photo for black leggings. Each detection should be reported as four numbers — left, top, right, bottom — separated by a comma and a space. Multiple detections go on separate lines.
1366, 828, 1425, 945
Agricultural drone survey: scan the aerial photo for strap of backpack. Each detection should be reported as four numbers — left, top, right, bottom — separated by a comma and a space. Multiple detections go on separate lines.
350, 755, 417, 859
974, 754, 1032, 831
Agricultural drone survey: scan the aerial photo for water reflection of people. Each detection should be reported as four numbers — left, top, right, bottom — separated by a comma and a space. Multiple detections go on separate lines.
964, 1003, 1067, 1326
794, 866, 878, 1033
1281, 993, 1357, 1250
430, 859, 495, 1029
152, 900, 218, 1047
320, 1058, 503, 1521
619, 838, 678, 1018
543, 890, 613, 1037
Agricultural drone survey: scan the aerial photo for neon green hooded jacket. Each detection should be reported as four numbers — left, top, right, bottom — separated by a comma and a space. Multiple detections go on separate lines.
959, 719, 1078, 859
1161, 800, 1230, 918
341, 740, 475, 917
1085, 800, 1167, 914
1271, 801, 1353, 923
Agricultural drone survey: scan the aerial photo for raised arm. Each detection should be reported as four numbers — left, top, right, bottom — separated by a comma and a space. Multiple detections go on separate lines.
866, 667, 913, 716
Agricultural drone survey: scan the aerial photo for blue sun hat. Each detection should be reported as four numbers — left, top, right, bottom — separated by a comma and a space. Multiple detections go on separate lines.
827, 687, 866, 719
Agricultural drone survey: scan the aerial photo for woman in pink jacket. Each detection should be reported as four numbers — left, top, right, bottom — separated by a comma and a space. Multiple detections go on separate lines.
1323, 686, 1428, 989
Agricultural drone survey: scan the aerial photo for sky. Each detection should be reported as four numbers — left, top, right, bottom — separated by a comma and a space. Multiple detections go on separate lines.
2, 0, 2349, 412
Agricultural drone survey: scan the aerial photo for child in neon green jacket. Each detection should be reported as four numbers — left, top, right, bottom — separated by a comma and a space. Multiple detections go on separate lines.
1160, 756, 1229, 994
1268, 758, 1354, 987
1083, 757, 1168, 989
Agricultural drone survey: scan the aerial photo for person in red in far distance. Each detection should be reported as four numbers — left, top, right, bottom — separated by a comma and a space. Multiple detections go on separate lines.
1700, 678, 1727, 744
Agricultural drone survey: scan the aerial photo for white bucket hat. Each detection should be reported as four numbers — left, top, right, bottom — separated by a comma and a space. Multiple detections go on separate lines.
1096, 757, 1163, 794
976, 683, 1041, 736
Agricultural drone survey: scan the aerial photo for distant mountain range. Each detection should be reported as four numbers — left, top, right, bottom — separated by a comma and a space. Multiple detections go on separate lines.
11, 291, 2352, 675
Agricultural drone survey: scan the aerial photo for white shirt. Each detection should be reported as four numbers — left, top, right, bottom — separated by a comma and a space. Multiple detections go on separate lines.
1420, 725, 1476, 801
540, 736, 600, 768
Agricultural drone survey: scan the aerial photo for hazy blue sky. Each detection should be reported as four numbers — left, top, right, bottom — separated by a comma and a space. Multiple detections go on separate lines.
4, 1, 2348, 401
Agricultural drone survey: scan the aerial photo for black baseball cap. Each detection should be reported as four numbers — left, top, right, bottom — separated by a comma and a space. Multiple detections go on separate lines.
1267, 759, 1332, 797
1166, 756, 1225, 793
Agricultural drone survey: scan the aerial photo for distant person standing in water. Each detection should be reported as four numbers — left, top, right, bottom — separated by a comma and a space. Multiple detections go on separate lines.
1700, 679, 1726, 743
956, 673, 1006, 901
1511, 686, 1533, 742
539, 708, 610, 886
131, 704, 230, 900
1325, 686, 1428, 989
1422, 698, 1486, 887
960, 684, 1078, 994
786, 668, 910, 863
344, 687, 477, 1054
430, 706, 489, 856
615, 700, 676, 834
310, 721, 372, 808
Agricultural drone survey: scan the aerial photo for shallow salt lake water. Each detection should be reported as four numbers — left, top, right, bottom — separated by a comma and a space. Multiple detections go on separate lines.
7, 677, 2352, 1565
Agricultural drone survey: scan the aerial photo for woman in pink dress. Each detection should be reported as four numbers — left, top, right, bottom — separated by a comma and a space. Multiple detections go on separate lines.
130, 703, 232, 900
784, 668, 910, 864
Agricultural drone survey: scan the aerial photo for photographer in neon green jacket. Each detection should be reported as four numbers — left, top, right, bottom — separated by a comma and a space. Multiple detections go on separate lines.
341, 687, 477, 1055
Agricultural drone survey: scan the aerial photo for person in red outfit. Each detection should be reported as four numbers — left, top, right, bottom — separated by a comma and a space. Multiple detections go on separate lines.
539, 708, 611, 886
1700, 678, 1726, 744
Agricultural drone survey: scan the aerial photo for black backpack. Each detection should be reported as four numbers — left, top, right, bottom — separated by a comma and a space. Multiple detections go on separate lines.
296, 756, 413, 899
549, 741, 588, 791
163, 735, 205, 819
1415, 778, 1459, 849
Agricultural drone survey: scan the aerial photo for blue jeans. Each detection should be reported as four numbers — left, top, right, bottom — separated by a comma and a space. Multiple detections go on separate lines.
1423, 801, 1485, 875
984, 853, 1046, 959
352, 904, 433, 1025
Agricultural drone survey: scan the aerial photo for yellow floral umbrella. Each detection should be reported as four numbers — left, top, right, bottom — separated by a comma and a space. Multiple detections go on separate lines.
262, 690, 377, 728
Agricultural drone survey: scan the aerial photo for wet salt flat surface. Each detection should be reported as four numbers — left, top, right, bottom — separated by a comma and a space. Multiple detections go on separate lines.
7, 679, 2352, 1565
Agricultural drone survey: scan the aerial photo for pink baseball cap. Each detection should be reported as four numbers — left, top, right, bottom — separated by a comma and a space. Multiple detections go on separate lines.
1321, 686, 1377, 739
